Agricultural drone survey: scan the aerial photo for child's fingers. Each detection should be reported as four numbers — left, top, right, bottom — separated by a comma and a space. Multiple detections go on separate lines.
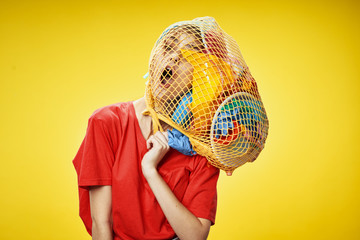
152, 134, 169, 150
146, 135, 154, 149
147, 134, 168, 152
153, 131, 169, 145
163, 131, 169, 141
146, 131, 169, 151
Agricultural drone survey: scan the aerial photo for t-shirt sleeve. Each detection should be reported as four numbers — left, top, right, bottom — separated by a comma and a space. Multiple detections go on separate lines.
73, 113, 116, 188
182, 156, 220, 225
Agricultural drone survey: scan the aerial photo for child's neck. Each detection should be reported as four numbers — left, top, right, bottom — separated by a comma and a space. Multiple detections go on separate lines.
133, 97, 172, 139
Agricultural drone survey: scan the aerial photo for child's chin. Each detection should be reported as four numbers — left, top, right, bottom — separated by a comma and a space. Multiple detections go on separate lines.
153, 91, 168, 104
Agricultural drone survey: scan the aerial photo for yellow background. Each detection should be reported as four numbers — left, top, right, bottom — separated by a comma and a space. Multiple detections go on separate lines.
1, 0, 359, 239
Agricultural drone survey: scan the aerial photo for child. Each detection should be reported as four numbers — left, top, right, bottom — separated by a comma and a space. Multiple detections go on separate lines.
73, 19, 220, 240
73, 16, 268, 240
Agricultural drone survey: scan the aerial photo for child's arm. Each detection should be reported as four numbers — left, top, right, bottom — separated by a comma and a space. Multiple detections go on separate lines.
142, 131, 211, 240
89, 186, 113, 240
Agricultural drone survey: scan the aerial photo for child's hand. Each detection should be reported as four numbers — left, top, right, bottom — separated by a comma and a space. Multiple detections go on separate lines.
141, 131, 169, 177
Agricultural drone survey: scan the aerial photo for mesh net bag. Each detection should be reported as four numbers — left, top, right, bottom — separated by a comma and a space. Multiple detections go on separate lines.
144, 17, 269, 173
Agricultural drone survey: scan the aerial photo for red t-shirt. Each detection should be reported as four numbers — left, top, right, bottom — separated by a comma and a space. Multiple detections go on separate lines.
73, 102, 220, 240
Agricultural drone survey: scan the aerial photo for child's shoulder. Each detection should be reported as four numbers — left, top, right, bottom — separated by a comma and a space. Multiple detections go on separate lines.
89, 101, 133, 123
